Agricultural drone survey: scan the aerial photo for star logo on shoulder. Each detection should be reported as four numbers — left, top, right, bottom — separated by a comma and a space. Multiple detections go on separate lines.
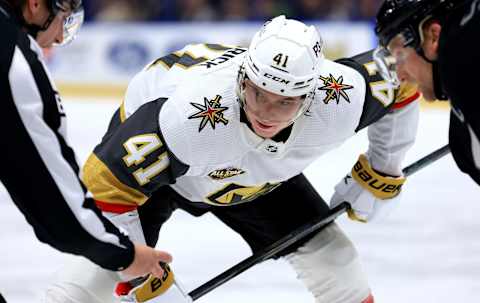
188, 95, 229, 132
318, 74, 354, 105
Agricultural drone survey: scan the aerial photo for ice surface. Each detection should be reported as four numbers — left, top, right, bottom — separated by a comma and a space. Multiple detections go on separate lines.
0, 99, 479, 303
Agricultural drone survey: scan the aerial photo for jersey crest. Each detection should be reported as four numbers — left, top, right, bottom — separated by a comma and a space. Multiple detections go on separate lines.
318, 74, 354, 104
205, 182, 281, 206
188, 94, 229, 132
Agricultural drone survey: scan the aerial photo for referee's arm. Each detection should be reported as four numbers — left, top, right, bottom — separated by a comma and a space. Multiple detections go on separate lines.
0, 33, 135, 271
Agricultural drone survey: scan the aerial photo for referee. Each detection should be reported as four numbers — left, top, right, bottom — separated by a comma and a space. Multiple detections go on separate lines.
0, 0, 171, 300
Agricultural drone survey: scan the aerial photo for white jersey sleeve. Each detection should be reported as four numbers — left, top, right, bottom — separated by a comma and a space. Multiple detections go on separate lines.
366, 101, 420, 176
333, 50, 421, 176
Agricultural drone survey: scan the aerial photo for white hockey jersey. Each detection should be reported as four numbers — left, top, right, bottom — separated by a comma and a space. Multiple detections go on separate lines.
83, 43, 419, 208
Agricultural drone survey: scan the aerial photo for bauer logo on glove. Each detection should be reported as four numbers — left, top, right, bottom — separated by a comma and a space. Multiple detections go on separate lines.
352, 154, 404, 199
330, 154, 406, 223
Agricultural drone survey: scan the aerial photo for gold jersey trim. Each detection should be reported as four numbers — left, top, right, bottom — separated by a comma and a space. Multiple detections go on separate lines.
83, 153, 148, 206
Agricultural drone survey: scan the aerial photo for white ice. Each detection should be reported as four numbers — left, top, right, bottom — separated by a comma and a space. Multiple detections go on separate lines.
1, 99, 479, 303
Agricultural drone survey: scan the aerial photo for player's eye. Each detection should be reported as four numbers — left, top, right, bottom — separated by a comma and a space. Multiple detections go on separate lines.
251, 87, 262, 100
280, 100, 294, 106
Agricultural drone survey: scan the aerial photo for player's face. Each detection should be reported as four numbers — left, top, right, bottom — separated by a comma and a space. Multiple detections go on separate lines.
243, 80, 304, 139
388, 34, 436, 101
36, 9, 72, 48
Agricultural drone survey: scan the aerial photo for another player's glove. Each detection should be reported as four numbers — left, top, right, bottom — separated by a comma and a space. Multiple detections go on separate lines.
115, 263, 192, 303
330, 154, 406, 223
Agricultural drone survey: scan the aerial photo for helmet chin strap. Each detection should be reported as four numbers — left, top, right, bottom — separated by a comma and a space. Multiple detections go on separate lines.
1, 0, 57, 39
415, 46, 433, 63
28, 11, 56, 38
415, 47, 448, 101
431, 61, 449, 100
24, 23, 44, 38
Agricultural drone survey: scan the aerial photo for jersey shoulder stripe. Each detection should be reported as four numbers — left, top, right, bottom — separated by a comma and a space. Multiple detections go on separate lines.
145, 43, 243, 72
392, 91, 420, 109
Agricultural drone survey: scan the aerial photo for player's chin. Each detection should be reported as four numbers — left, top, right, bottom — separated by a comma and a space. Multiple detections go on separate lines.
253, 125, 282, 139
416, 84, 436, 102
37, 38, 54, 49
421, 90, 437, 102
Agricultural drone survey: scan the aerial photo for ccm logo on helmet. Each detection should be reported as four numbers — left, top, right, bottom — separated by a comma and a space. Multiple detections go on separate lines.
264, 73, 290, 85
353, 161, 402, 194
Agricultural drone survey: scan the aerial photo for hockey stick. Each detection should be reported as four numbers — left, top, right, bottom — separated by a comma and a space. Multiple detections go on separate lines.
188, 144, 451, 301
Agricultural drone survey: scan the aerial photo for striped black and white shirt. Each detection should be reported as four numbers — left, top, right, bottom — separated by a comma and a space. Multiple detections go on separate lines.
0, 2, 135, 271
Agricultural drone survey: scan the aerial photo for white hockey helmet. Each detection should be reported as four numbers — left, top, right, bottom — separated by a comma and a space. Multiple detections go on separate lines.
237, 15, 324, 120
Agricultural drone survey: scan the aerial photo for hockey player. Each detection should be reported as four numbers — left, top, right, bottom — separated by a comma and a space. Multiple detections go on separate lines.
374, 0, 480, 185
45, 16, 420, 303
0, 0, 172, 299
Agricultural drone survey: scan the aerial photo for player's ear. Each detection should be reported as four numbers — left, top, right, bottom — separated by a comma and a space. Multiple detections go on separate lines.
28, 0, 41, 13
428, 22, 441, 49
24, 0, 43, 22
422, 21, 442, 60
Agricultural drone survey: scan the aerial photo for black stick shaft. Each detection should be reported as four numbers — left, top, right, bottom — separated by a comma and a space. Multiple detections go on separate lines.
189, 202, 348, 300
188, 144, 450, 301
402, 144, 450, 176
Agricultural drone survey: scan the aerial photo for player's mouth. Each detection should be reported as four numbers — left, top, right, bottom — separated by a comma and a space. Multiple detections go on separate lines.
255, 120, 275, 130
250, 118, 284, 138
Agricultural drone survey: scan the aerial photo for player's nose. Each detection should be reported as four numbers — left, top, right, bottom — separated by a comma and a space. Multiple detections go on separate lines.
55, 26, 65, 45
395, 63, 409, 83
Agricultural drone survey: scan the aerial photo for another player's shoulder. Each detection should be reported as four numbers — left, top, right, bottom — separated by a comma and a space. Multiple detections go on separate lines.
145, 43, 246, 76
126, 43, 229, 95
124, 43, 244, 115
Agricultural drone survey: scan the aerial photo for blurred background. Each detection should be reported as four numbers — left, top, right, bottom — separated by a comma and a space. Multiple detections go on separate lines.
81, 0, 381, 22
48, 0, 384, 100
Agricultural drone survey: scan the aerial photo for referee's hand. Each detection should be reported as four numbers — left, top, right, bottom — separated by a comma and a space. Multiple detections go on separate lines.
121, 243, 172, 279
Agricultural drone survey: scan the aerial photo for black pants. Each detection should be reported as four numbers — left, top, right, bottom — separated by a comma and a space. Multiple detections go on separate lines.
138, 174, 331, 257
